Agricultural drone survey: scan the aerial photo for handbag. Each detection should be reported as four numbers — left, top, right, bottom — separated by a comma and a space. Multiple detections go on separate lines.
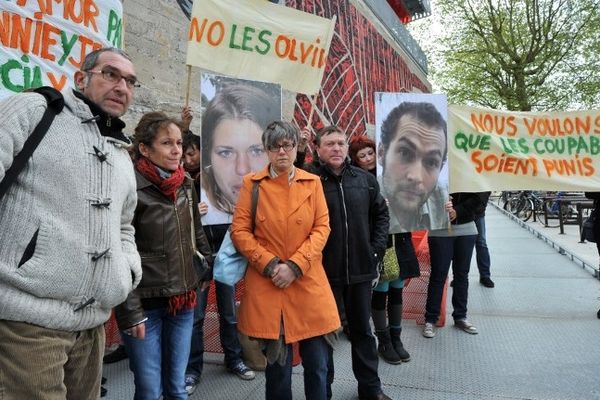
213, 181, 260, 286
188, 188, 211, 281
213, 230, 246, 285
582, 213, 596, 243
380, 236, 400, 282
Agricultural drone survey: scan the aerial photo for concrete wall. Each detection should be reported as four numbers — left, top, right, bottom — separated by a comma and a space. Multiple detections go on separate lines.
122, 0, 201, 134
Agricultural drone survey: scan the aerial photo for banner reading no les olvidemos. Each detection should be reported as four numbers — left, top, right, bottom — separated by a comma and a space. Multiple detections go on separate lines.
448, 106, 600, 192
186, 0, 336, 95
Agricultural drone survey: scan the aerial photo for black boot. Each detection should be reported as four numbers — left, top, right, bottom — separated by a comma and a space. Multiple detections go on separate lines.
390, 327, 410, 362
375, 328, 402, 364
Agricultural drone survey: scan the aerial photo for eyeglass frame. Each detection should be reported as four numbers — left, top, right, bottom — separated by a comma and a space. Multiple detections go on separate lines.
86, 67, 140, 89
267, 142, 296, 153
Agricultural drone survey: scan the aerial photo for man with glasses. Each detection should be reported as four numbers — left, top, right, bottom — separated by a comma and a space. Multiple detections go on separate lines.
0, 47, 142, 399
306, 126, 392, 400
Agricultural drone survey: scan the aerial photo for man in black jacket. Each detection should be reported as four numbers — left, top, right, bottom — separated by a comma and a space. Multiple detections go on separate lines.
308, 126, 391, 400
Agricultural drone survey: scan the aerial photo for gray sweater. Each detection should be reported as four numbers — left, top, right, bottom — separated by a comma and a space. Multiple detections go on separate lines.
0, 90, 142, 331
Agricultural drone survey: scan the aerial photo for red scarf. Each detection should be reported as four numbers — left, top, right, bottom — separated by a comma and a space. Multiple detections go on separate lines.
135, 157, 185, 202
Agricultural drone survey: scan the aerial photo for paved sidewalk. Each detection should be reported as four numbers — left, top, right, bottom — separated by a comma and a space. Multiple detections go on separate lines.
103, 204, 600, 399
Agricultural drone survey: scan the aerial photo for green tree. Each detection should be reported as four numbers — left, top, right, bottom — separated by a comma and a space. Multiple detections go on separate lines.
410, 0, 600, 111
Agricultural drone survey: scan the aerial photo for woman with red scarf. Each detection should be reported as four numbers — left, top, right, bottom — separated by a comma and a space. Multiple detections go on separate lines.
115, 111, 212, 400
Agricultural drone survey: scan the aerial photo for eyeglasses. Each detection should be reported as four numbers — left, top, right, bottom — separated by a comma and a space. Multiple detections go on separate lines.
267, 143, 296, 153
87, 68, 140, 89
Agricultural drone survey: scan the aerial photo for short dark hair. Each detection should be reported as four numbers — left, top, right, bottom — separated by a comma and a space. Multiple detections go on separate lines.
183, 131, 200, 153
132, 112, 182, 161
262, 121, 298, 149
314, 125, 346, 146
80, 47, 132, 72
380, 102, 447, 161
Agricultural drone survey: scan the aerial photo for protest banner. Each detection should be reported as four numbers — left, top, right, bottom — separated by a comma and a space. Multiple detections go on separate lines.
448, 105, 600, 192
0, 0, 123, 100
186, 0, 336, 95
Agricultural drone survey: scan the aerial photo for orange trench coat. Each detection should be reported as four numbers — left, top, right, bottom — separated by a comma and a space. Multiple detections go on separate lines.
231, 167, 341, 343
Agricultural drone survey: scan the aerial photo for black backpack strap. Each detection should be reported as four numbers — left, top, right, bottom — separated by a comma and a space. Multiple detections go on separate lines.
250, 180, 260, 232
0, 87, 64, 201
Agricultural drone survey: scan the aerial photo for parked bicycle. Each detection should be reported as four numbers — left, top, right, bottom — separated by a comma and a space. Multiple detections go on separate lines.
503, 190, 577, 227
503, 191, 542, 222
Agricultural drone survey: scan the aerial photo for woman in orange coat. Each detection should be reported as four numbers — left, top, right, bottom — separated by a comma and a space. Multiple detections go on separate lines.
231, 121, 340, 400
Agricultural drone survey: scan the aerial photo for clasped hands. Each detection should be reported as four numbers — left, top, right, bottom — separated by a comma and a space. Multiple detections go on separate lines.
271, 262, 297, 289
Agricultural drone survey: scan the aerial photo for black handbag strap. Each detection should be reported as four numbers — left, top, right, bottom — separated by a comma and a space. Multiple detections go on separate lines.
250, 180, 260, 232
0, 87, 64, 201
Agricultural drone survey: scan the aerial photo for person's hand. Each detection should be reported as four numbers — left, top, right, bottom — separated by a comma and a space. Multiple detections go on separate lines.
445, 199, 457, 221
181, 106, 193, 131
298, 127, 311, 152
198, 201, 208, 216
123, 323, 145, 340
271, 263, 296, 289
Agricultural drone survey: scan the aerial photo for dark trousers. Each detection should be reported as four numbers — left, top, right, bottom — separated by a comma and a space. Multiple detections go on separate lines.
266, 336, 329, 400
187, 281, 243, 377
425, 235, 477, 323
475, 216, 491, 278
328, 281, 381, 398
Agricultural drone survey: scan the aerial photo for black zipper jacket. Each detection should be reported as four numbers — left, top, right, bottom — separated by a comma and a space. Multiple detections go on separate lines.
308, 161, 389, 285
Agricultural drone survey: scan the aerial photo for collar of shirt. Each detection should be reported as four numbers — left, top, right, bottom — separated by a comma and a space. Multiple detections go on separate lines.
269, 164, 296, 185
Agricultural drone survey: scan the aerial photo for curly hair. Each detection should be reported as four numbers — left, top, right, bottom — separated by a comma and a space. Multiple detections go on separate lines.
348, 135, 375, 166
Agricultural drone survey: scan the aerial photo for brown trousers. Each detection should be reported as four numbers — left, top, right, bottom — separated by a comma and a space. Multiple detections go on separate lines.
0, 320, 104, 400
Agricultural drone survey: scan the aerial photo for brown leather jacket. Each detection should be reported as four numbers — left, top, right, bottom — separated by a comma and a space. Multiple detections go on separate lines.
115, 171, 212, 329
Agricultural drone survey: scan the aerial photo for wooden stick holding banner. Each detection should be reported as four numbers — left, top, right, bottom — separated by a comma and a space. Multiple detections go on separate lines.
185, 65, 192, 107
302, 94, 321, 147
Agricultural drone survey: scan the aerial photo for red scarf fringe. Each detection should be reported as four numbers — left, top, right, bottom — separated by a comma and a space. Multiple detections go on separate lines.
168, 290, 197, 315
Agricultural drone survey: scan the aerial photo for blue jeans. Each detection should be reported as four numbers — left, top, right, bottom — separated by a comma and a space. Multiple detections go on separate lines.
266, 335, 329, 400
187, 281, 243, 377
475, 216, 491, 278
122, 307, 194, 400
425, 235, 477, 323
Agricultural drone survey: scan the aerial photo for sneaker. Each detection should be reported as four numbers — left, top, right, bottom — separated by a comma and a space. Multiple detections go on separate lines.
185, 374, 200, 395
480, 276, 495, 288
422, 322, 435, 338
228, 361, 256, 380
455, 319, 478, 334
